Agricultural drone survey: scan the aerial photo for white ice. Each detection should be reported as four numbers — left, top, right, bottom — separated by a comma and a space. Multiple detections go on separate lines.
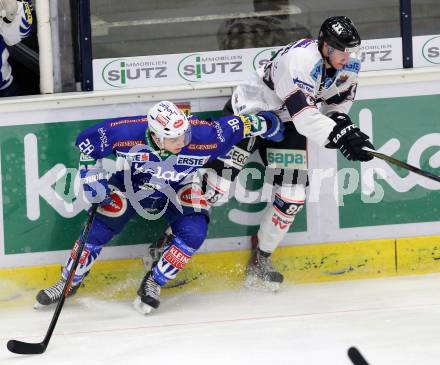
2, 274, 440, 365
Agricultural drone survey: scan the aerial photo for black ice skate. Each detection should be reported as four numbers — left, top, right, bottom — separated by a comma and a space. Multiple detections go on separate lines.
245, 239, 284, 291
34, 278, 81, 309
142, 227, 172, 271
133, 271, 161, 315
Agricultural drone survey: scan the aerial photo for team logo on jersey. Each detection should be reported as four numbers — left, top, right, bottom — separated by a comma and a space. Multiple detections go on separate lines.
134, 165, 190, 181
336, 74, 349, 87
176, 155, 210, 167
97, 186, 127, 218
177, 185, 208, 210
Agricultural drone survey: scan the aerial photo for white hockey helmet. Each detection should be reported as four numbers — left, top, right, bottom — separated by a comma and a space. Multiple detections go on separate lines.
147, 101, 191, 148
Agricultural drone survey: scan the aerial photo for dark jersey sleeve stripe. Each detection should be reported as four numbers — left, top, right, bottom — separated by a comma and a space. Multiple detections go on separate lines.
284, 89, 316, 117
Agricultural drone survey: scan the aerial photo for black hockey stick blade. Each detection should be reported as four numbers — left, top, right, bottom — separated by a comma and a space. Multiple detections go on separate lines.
348, 346, 370, 365
7, 205, 98, 355
7, 340, 46, 355
366, 149, 440, 183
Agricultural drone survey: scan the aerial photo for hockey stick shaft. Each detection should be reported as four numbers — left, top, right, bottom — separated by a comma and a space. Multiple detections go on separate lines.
366, 149, 440, 183
7, 205, 99, 355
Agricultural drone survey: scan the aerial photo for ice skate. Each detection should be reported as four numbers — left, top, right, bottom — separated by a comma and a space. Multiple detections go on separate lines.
142, 227, 172, 270
133, 271, 161, 315
245, 237, 284, 291
34, 278, 81, 309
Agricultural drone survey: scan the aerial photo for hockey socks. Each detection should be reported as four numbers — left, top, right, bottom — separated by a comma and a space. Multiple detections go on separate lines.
62, 241, 102, 286
151, 236, 196, 286
134, 236, 196, 315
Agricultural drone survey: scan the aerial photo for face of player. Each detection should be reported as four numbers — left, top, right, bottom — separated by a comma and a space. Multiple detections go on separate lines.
162, 135, 187, 154
323, 43, 351, 69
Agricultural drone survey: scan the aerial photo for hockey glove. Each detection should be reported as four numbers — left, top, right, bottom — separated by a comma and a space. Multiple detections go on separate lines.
0, 0, 18, 21
80, 168, 112, 205
258, 111, 285, 142
325, 112, 374, 162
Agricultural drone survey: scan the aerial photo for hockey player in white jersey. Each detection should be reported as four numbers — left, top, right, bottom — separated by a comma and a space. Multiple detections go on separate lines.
165, 16, 373, 291
0, 0, 33, 96
232, 16, 374, 289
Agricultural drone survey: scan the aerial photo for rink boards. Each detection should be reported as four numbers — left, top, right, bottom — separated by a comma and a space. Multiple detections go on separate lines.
0, 68, 439, 300
1, 234, 440, 307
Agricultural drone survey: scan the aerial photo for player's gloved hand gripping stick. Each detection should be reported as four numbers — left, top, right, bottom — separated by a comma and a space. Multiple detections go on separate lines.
326, 112, 439, 182
7, 205, 99, 355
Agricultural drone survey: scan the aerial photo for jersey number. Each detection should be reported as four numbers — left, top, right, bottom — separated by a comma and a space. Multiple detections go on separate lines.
78, 138, 95, 155
227, 118, 240, 132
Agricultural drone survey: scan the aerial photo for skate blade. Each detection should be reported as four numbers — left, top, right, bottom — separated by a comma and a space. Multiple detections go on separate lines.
244, 275, 281, 292
133, 296, 154, 315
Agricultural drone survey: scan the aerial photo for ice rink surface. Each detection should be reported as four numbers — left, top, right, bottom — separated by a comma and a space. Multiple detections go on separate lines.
2, 274, 440, 365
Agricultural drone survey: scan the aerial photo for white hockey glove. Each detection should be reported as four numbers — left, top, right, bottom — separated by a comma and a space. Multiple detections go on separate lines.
0, 0, 18, 21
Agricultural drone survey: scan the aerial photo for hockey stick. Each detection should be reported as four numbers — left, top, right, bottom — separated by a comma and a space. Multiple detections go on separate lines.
365, 148, 440, 183
348, 346, 370, 365
7, 204, 99, 355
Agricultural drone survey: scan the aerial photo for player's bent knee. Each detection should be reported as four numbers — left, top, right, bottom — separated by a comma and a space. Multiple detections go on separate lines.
85, 217, 115, 247
172, 214, 208, 250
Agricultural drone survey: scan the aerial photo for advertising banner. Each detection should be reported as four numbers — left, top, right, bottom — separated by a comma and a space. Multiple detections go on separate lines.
413, 34, 440, 67
0, 85, 439, 268
341, 94, 440, 227
93, 37, 403, 91
0, 112, 305, 255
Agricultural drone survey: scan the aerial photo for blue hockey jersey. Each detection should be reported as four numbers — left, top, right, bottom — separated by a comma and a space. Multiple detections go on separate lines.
76, 113, 264, 201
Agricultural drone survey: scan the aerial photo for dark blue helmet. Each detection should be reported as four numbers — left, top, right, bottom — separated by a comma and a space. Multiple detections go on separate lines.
318, 16, 361, 52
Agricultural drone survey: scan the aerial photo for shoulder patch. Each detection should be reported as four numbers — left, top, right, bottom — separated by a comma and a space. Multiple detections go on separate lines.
342, 58, 361, 74
310, 60, 323, 81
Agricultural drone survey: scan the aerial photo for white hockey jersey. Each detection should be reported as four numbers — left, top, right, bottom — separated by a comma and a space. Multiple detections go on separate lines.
0, 0, 33, 90
231, 39, 361, 146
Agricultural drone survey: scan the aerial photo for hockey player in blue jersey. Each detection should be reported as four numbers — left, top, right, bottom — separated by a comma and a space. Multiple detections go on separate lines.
35, 100, 284, 314
0, 0, 33, 96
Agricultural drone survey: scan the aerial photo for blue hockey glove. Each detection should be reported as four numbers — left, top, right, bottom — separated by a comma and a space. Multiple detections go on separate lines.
258, 111, 285, 142
80, 168, 112, 205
